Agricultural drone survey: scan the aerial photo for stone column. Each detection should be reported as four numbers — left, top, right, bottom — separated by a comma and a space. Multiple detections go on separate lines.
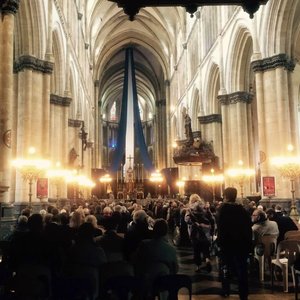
0, 1, 20, 203
198, 114, 222, 167
218, 92, 253, 194
94, 80, 100, 167
155, 99, 167, 169
252, 54, 295, 200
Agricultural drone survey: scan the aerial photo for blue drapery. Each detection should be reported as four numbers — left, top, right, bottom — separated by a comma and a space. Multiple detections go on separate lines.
110, 47, 154, 172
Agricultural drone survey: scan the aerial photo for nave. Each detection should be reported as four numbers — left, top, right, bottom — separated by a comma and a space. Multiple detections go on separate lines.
175, 244, 294, 300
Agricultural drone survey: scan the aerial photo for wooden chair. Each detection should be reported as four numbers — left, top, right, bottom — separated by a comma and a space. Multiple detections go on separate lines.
254, 234, 277, 281
153, 274, 192, 300
271, 239, 300, 292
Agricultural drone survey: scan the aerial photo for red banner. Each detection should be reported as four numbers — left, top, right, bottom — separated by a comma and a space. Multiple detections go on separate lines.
263, 176, 275, 197
37, 178, 48, 198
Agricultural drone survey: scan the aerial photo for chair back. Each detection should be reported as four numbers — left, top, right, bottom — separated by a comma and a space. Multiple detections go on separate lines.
153, 274, 192, 300
276, 239, 300, 266
284, 230, 300, 240
260, 234, 277, 257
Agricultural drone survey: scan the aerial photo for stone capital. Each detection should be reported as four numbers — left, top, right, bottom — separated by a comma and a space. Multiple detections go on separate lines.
198, 114, 222, 124
68, 119, 82, 128
50, 94, 72, 107
0, 0, 20, 15
218, 91, 253, 105
251, 53, 295, 73
14, 55, 54, 74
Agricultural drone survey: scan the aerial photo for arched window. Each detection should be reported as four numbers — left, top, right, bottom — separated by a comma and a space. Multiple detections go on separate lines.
110, 101, 116, 121
139, 103, 143, 121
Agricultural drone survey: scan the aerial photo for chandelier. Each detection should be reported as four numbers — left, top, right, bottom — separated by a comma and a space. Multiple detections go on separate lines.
109, 0, 269, 21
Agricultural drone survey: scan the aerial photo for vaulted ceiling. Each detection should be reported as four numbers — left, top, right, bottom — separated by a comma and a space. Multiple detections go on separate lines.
86, 1, 185, 117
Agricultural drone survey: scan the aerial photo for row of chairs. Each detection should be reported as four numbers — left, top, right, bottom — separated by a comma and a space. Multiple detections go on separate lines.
1, 260, 192, 300
254, 230, 300, 299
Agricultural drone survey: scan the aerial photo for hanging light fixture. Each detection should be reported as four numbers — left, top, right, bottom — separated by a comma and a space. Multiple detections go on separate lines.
108, 0, 269, 21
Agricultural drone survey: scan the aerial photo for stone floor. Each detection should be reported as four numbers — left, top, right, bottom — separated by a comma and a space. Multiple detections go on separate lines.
175, 244, 296, 300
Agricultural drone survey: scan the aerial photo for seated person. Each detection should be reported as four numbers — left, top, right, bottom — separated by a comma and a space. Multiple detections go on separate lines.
95, 212, 125, 261
252, 209, 279, 244
133, 218, 178, 275
267, 206, 298, 243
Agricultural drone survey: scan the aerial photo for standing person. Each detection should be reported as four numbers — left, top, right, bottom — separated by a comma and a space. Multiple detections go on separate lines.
185, 194, 213, 272
217, 187, 252, 300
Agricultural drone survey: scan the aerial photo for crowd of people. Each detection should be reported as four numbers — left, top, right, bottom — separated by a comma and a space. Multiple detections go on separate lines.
0, 188, 299, 300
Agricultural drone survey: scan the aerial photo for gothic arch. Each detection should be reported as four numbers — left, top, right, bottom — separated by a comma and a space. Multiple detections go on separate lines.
52, 28, 66, 95
69, 68, 76, 119
204, 63, 221, 114
190, 88, 200, 129
226, 26, 253, 92
14, 0, 47, 58
263, 0, 300, 56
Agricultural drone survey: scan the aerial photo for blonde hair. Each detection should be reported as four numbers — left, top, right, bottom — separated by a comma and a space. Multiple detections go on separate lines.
85, 215, 98, 228
189, 194, 202, 205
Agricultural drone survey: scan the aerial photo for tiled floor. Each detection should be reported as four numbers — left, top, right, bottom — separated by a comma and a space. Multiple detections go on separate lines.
175, 244, 296, 300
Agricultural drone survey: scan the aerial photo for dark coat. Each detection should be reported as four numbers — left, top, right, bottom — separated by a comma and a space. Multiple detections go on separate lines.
217, 202, 252, 255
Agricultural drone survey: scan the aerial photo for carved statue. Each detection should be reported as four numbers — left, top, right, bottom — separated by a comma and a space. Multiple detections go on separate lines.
182, 107, 194, 145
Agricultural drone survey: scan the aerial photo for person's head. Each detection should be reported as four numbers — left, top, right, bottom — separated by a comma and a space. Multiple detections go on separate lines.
153, 219, 168, 238
21, 208, 31, 218
85, 214, 98, 228
27, 213, 44, 232
189, 194, 204, 209
275, 205, 282, 213
103, 206, 113, 217
17, 215, 28, 230
102, 213, 119, 231
266, 208, 276, 220
133, 209, 147, 224
251, 209, 267, 224
223, 187, 237, 203
77, 222, 95, 242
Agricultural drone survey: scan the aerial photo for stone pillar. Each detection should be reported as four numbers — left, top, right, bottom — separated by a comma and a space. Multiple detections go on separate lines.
218, 92, 254, 195
198, 114, 222, 167
94, 80, 100, 167
252, 54, 295, 200
0, 1, 20, 203
155, 99, 167, 169
14, 56, 54, 204
50, 94, 71, 199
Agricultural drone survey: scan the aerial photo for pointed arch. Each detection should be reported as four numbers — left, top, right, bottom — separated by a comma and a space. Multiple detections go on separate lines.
204, 63, 221, 114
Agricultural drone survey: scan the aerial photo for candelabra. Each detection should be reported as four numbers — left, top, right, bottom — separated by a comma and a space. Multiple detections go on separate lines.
150, 170, 163, 197
12, 147, 51, 207
99, 174, 112, 198
47, 163, 73, 206
271, 144, 300, 221
176, 180, 185, 197
202, 168, 224, 202
226, 160, 255, 199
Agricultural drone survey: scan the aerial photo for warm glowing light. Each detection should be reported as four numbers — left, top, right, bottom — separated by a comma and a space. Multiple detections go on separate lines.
12, 148, 51, 206
172, 142, 177, 148
99, 174, 112, 183
149, 171, 163, 183
271, 145, 300, 220
226, 162, 255, 199
202, 174, 224, 183
176, 180, 185, 187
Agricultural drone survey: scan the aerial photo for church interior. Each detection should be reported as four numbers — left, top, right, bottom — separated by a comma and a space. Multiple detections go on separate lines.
0, 0, 300, 298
